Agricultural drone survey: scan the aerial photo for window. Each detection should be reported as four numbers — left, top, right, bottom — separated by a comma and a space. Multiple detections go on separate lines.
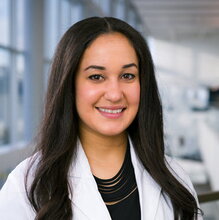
113, 0, 126, 21
0, 50, 10, 145
44, 0, 84, 87
0, 0, 25, 146
0, 0, 10, 46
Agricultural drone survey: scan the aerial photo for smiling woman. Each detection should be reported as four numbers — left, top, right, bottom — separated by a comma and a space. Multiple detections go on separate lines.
76, 32, 140, 138
0, 17, 203, 220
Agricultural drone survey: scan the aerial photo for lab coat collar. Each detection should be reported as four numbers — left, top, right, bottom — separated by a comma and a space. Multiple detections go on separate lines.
128, 136, 162, 219
69, 139, 111, 219
69, 138, 162, 220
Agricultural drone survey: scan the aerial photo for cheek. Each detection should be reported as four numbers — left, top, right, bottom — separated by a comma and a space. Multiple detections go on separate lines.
76, 83, 102, 107
126, 84, 140, 107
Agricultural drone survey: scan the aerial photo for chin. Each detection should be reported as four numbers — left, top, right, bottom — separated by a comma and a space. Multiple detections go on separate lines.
97, 128, 127, 137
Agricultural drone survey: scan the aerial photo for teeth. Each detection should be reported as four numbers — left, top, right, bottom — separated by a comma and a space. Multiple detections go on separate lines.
98, 108, 123, 114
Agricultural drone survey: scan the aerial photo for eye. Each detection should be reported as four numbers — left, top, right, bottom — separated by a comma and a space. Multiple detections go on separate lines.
121, 73, 136, 80
88, 74, 104, 81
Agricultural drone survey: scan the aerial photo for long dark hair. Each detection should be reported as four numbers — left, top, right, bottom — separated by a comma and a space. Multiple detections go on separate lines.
26, 17, 202, 219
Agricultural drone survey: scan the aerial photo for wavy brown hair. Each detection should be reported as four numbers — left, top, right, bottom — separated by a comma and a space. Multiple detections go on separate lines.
26, 17, 202, 220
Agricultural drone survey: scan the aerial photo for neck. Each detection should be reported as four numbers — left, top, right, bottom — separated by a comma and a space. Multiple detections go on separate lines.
79, 127, 127, 158
79, 125, 128, 179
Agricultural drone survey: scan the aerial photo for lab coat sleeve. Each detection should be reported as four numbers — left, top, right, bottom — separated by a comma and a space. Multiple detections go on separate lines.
0, 161, 36, 220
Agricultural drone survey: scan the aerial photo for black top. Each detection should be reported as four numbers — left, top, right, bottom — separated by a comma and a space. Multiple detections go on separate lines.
94, 143, 141, 220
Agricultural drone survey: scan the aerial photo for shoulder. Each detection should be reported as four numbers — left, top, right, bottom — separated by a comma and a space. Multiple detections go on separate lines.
0, 155, 39, 219
5, 153, 39, 185
0, 153, 39, 194
165, 155, 196, 195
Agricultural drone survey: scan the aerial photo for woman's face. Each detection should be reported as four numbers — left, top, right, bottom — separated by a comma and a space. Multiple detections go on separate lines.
75, 32, 140, 137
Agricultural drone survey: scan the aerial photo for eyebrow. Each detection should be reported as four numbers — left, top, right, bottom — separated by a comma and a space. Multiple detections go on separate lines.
84, 65, 105, 71
122, 63, 138, 69
84, 63, 138, 71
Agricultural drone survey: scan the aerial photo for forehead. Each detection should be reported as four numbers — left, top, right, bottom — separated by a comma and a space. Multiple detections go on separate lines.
78, 32, 138, 68
87, 32, 133, 48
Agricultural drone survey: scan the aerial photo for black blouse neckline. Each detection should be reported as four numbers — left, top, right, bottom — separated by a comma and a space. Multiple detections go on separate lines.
93, 142, 137, 204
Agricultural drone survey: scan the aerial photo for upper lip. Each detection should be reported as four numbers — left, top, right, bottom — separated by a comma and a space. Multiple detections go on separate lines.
96, 106, 126, 110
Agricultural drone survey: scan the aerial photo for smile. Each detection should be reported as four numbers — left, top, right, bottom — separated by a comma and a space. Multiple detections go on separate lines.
96, 107, 126, 119
98, 107, 124, 114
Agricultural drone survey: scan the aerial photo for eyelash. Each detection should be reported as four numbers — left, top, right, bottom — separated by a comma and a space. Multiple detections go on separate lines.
121, 73, 136, 80
88, 74, 104, 81
88, 73, 136, 81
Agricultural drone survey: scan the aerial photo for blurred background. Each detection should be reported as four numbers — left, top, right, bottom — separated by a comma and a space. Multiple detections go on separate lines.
0, 0, 219, 219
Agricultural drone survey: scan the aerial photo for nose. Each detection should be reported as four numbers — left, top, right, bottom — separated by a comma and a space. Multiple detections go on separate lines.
104, 80, 124, 102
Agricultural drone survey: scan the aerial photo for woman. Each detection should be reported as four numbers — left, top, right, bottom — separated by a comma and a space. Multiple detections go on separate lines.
0, 17, 203, 220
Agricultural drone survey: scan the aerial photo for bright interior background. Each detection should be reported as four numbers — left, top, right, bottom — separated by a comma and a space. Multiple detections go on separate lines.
0, 0, 219, 219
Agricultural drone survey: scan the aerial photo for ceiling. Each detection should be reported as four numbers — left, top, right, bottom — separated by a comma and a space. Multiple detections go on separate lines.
130, 0, 219, 40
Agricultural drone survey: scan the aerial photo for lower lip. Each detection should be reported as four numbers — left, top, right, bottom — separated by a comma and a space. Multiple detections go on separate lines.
97, 109, 124, 119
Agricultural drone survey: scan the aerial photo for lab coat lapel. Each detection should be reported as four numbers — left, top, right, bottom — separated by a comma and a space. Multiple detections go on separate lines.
129, 137, 162, 220
68, 138, 162, 220
69, 140, 111, 220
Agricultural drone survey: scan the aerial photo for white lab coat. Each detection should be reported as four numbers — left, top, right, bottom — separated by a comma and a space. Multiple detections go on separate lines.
0, 138, 203, 220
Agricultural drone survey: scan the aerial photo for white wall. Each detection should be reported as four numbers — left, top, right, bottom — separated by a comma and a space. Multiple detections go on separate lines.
150, 33, 219, 88
149, 33, 219, 190
198, 112, 219, 190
